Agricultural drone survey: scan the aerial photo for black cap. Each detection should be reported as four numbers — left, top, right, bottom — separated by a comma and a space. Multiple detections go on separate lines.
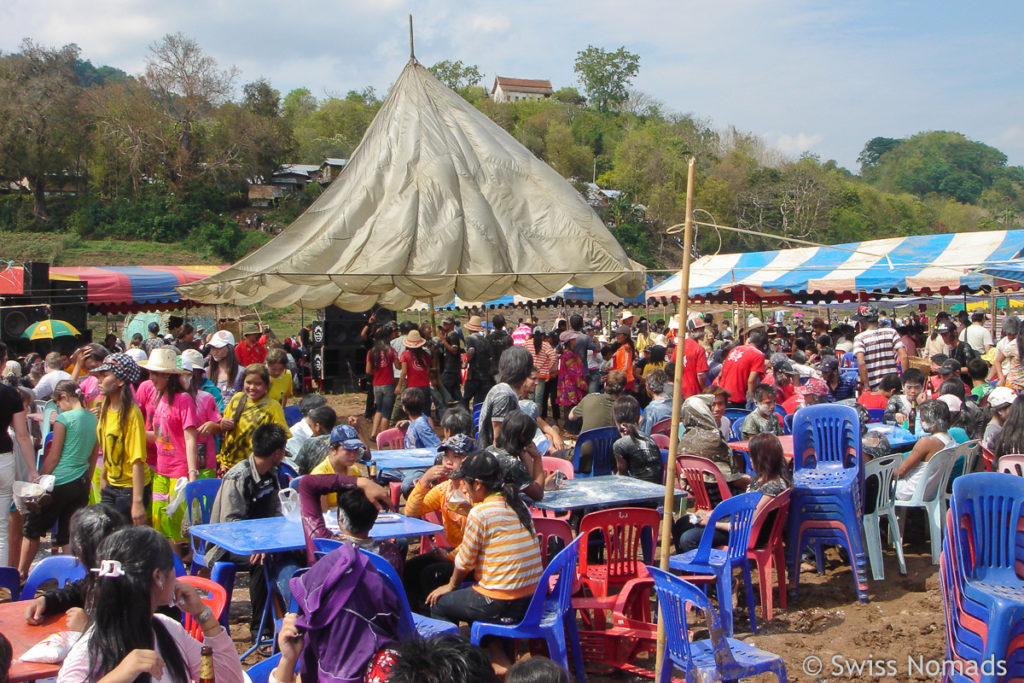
450, 450, 500, 482
937, 359, 960, 375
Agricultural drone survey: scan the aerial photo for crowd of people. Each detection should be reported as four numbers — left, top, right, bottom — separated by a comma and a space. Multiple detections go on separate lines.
2, 300, 1021, 681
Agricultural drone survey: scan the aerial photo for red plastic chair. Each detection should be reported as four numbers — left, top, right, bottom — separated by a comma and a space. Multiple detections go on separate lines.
534, 517, 574, 568
676, 456, 733, 512
747, 489, 791, 622
576, 507, 660, 599
981, 445, 997, 472
650, 433, 670, 450
577, 576, 660, 676
650, 418, 673, 436
178, 575, 228, 641
416, 510, 450, 555
376, 427, 406, 450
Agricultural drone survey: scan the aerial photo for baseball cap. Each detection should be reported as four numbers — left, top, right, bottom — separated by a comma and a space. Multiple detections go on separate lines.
798, 377, 829, 397
937, 359, 960, 375
820, 356, 839, 374
559, 330, 578, 344
773, 359, 798, 376
938, 394, 963, 414
436, 433, 476, 455
686, 312, 706, 331
208, 330, 236, 348
988, 386, 1018, 409
91, 352, 141, 385
125, 348, 147, 363
450, 450, 501, 482
853, 305, 879, 322
935, 321, 956, 335
181, 349, 205, 370
329, 425, 365, 452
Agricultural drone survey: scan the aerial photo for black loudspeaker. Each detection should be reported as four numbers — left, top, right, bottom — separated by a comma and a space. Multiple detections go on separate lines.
50, 280, 88, 334
310, 321, 325, 349
314, 344, 367, 393
1, 305, 46, 341
22, 262, 49, 301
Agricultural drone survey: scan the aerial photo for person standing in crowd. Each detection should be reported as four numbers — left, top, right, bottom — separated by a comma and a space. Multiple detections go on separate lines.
175, 323, 200, 352
922, 311, 954, 359
994, 315, 1023, 390
212, 363, 291, 472
33, 351, 72, 401
93, 353, 150, 526
611, 325, 637, 393
556, 330, 587, 430
399, 329, 435, 424
462, 316, 493, 410
526, 326, 557, 413
265, 348, 294, 409
960, 312, 994, 355
511, 317, 532, 347
1, 342, 39, 570
208, 330, 245, 405
478, 346, 535, 447
714, 328, 768, 409
672, 313, 709, 399
852, 305, 907, 392
487, 315, 514, 379
236, 323, 268, 366
366, 327, 399, 437
440, 319, 464, 406
141, 321, 165, 356
182, 351, 221, 477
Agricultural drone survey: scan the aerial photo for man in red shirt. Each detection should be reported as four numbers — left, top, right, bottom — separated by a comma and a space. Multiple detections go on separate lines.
671, 313, 709, 398
236, 323, 268, 366
714, 327, 768, 409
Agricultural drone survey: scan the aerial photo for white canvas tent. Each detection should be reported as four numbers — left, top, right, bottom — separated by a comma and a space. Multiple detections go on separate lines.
178, 60, 645, 310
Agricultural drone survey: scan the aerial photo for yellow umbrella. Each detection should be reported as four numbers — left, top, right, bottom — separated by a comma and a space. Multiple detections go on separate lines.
22, 319, 81, 340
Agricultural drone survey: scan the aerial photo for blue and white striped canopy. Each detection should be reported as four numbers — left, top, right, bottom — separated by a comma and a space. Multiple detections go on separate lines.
647, 230, 1024, 302
409, 277, 653, 311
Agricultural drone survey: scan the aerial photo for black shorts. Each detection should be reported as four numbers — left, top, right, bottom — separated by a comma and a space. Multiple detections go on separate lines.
101, 482, 153, 521
23, 474, 90, 544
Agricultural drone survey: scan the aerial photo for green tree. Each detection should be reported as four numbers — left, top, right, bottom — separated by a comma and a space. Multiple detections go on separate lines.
573, 45, 640, 112
553, 87, 585, 105
857, 136, 901, 172
0, 40, 89, 219
428, 59, 483, 92
243, 78, 281, 117
282, 87, 317, 122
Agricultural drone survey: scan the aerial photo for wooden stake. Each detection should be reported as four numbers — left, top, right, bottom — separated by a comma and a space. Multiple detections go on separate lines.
655, 158, 696, 679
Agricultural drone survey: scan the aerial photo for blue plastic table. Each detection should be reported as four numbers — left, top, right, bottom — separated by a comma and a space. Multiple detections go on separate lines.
371, 448, 437, 470
868, 424, 918, 451
531, 475, 682, 512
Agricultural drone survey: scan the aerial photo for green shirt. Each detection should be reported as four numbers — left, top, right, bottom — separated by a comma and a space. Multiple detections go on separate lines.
51, 408, 99, 485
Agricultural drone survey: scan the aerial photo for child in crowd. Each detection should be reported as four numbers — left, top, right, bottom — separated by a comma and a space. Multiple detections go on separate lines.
182, 351, 221, 478
291, 406, 339, 474
265, 348, 294, 408
741, 384, 784, 440
398, 387, 441, 449
927, 354, 950, 397
967, 358, 993, 403
404, 433, 476, 612
92, 353, 150, 526
611, 395, 664, 484
441, 406, 473, 438
310, 425, 367, 509
426, 451, 543, 676
18, 380, 98, 579
506, 657, 570, 683
285, 393, 328, 456
857, 373, 900, 411
896, 400, 955, 500
983, 386, 1016, 451
885, 368, 926, 428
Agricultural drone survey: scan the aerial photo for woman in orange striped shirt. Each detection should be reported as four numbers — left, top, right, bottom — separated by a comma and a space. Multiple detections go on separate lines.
426, 450, 543, 675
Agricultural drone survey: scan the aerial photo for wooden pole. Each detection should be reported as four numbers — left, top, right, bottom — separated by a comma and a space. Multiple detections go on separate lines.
408, 15, 415, 60
428, 296, 437, 334
655, 158, 696, 679
991, 289, 997, 336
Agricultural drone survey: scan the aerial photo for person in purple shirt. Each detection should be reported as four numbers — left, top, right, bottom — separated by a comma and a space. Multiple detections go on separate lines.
296, 472, 392, 564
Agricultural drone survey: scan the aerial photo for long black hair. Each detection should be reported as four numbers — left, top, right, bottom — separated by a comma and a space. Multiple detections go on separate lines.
494, 410, 538, 456
996, 399, 1024, 458
87, 527, 189, 683
370, 327, 392, 367
612, 394, 642, 444
460, 450, 534, 535
69, 504, 129, 605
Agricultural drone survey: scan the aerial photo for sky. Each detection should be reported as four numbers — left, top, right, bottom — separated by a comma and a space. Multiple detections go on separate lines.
3, 0, 1023, 171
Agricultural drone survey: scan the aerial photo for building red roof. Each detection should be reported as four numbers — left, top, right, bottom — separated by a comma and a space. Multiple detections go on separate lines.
492, 76, 553, 96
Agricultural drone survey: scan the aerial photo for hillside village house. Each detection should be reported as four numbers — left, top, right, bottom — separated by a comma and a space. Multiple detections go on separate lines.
491, 76, 553, 104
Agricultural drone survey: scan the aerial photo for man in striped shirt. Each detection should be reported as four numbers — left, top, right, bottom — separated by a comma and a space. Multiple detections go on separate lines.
852, 305, 908, 391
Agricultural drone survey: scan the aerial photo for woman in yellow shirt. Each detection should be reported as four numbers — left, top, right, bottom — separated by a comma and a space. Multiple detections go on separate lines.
92, 353, 150, 526
265, 348, 294, 408
210, 364, 291, 471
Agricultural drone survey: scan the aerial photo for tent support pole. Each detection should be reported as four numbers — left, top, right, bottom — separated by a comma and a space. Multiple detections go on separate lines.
428, 297, 436, 334
992, 289, 997, 336
656, 158, 696, 680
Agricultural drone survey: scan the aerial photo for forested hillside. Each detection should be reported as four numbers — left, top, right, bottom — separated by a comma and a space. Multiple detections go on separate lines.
1, 36, 1022, 268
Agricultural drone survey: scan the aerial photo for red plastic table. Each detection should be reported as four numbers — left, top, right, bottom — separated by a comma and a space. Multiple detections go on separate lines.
731, 435, 795, 460
1, 600, 70, 683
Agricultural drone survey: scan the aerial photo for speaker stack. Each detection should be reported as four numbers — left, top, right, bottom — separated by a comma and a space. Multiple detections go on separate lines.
1, 261, 88, 353
312, 305, 394, 393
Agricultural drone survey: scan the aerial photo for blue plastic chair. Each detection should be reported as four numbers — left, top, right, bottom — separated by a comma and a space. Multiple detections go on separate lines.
210, 561, 237, 629
358, 548, 461, 639
724, 408, 750, 425
246, 653, 282, 683
0, 566, 19, 599
840, 352, 858, 369
472, 402, 483, 438
173, 553, 186, 577
313, 537, 343, 559
948, 472, 1024, 668
783, 413, 794, 434
572, 426, 619, 477
289, 475, 304, 492
785, 403, 869, 603
283, 404, 302, 427
21, 555, 86, 600
669, 492, 762, 636
730, 419, 744, 442
184, 478, 222, 574
470, 537, 586, 682
646, 566, 787, 683
277, 462, 298, 488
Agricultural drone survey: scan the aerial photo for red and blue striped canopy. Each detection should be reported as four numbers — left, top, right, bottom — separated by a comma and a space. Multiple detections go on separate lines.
48, 265, 227, 313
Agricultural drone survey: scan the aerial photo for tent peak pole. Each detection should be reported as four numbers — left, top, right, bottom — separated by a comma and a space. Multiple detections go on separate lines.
409, 15, 415, 61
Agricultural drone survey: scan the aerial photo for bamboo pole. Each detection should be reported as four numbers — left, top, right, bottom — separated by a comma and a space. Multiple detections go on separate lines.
428, 297, 437, 334
655, 158, 696, 679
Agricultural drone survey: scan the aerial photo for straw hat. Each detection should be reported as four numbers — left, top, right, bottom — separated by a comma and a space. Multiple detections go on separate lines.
140, 347, 188, 375
619, 310, 635, 321
464, 315, 485, 333
403, 330, 427, 348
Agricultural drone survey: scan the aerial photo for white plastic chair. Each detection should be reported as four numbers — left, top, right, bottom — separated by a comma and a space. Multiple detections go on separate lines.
894, 442, 961, 565
998, 453, 1024, 476
862, 454, 906, 580
39, 399, 59, 442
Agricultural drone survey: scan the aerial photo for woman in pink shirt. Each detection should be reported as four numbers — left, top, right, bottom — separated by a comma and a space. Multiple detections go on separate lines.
141, 349, 199, 545
58, 526, 243, 683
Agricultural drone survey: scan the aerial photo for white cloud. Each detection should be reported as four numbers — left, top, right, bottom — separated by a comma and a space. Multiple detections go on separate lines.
770, 132, 826, 157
